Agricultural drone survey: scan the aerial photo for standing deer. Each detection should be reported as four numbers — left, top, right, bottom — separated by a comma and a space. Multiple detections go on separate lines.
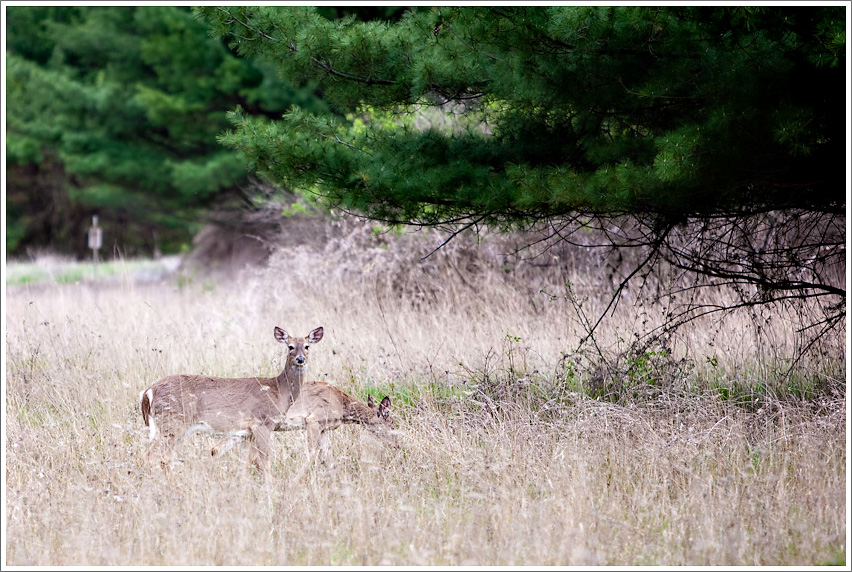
139, 326, 323, 479
280, 381, 400, 466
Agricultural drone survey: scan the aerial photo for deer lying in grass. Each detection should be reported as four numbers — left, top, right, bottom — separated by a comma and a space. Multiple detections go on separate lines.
279, 381, 400, 466
139, 326, 323, 479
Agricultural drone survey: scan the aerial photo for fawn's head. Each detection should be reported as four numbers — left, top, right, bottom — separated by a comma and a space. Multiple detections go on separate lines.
274, 326, 324, 370
366, 395, 400, 449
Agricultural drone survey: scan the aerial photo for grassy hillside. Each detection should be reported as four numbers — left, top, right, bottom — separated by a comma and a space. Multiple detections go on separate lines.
3, 217, 846, 566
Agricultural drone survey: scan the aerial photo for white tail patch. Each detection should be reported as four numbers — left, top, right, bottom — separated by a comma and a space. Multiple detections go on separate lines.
147, 415, 158, 441
141, 388, 158, 440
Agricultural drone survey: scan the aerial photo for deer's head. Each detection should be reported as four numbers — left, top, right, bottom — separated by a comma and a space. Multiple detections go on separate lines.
367, 395, 400, 449
274, 326, 324, 370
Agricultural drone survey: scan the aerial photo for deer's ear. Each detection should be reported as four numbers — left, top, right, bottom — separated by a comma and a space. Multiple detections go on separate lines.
380, 396, 391, 414
274, 327, 289, 344
308, 327, 324, 344
368, 395, 376, 408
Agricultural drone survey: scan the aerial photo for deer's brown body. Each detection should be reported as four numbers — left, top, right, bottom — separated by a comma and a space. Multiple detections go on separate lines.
139, 326, 323, 478
280, 381, 400, 464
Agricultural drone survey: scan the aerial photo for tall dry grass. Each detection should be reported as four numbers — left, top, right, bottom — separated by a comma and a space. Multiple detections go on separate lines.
3, 218, 847, 566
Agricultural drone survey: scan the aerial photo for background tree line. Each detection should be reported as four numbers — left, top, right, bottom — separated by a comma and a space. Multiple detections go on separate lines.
5, 5, 402, 257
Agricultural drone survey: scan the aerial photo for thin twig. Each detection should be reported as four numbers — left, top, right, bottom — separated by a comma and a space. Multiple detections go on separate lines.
420, 216, 487, 261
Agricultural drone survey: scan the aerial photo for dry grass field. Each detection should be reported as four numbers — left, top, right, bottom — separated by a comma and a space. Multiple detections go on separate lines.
3, 218, 847, 566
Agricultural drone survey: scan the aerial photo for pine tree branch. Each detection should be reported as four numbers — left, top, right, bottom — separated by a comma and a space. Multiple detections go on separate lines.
309, 56, 396, 86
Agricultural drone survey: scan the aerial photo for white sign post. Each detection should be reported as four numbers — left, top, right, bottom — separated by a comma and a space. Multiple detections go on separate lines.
88, 215, 103, 280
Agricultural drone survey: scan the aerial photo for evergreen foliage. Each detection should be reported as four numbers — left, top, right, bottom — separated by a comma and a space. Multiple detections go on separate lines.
199, 6, 845, 226
5, 6, 325, 255
198, 5, 845, 351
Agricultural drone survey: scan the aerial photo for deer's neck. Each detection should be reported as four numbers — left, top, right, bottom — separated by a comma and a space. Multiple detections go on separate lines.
344, 400, 375, 425
277, 365, 307, 402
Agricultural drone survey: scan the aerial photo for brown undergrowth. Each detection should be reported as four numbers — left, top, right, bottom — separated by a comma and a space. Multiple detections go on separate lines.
3, 215, 847, 566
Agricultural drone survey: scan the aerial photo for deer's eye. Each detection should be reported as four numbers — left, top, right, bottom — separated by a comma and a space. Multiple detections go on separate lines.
289, 345, 295, 351
304, 345, 310, 351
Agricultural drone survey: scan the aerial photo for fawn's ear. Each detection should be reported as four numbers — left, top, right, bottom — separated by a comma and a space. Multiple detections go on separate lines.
274, 327, 289, 344
308, 326, 324, 344
368, 395, 376, 408
379, 396, 391, 417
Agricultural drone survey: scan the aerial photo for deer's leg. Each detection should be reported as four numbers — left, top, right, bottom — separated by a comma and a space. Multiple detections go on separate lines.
305, 420, 323, 462
247, 424, 273, 480
143, 425, 180, 483
211, 435, 242, 459
317, 430, 331, 466
304, 420, 332, 466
